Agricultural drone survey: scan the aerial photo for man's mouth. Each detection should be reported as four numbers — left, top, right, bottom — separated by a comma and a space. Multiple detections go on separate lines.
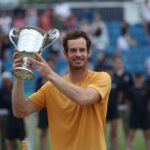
74, 59, 83, 63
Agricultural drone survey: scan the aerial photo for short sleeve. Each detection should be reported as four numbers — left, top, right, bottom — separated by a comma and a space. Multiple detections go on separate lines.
88, 72, 111, 101
28, 81, 51, 111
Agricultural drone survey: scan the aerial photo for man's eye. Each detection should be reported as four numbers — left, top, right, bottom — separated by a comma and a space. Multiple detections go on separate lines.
80, 49, 85, 52
71, 49, 76, 52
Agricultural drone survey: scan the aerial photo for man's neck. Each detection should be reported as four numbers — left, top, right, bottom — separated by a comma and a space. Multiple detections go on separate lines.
69, 67, 88, 82
116, 69, 124, 76
135, 83, 143, 89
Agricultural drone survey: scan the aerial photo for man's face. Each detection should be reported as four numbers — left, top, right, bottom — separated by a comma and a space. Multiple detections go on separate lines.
64, 37, 91, 69
114, 58, 124, 70
135, 76, 144, 86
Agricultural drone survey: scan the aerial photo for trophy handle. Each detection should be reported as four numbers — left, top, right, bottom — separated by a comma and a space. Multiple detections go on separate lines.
9, 27, 20, 49
43, 29, 60, 51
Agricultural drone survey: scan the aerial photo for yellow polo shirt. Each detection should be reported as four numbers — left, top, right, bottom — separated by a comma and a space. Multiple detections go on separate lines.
28, 70, 111, 150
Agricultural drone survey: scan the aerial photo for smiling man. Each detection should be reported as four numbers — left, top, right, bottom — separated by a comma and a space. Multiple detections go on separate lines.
12, 29, 111, 150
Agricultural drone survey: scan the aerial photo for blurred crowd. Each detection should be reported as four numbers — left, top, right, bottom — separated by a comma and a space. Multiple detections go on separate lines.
0, 0, 150, 150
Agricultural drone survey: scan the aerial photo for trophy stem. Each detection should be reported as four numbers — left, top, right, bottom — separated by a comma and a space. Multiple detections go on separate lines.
22, 57, 30, 68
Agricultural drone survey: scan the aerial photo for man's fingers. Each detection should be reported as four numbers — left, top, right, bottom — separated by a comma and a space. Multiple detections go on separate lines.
13, 62, 23, 68
14, 58, 22, 63
33, 52, 45, 62
13, 51, 18, 59
28, 57, 42, 65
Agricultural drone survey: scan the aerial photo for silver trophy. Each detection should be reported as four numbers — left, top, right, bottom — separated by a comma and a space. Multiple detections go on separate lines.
9, 26, 59, 80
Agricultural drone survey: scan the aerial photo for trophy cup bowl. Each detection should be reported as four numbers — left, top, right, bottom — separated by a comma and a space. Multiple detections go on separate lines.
9, 26, 59, 80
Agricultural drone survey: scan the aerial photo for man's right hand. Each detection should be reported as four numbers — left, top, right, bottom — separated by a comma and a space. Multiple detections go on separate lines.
12, 49, 23, 69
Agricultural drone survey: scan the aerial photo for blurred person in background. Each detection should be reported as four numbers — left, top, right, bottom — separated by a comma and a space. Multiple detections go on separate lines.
116, 21, 136, 54
0, 11, 12, 60
12, 29, 111, 150
91, 13, 109, 52
39, 7, 53, 32
0, 35, 12, 60
141, 0, 150, 35
53, 0, 71, 22
126, 71, 150, 150
2, 72, 26, 150
145, 56, 150, 77
0, 34, 6, 59
104, 62, 122, 150
25, 4, 38, 27
35, 58, 55, 150
0, 72, 11, 150
94, 53, 114, 72
0, 60, 5, 88
90, 13, 109, 65
114, 56, 134, 139
12, 0, 25, 27
64, 12, 78, 30
145, 58, 150, 132
0, 12, 12, 36
79, 18, 91, 35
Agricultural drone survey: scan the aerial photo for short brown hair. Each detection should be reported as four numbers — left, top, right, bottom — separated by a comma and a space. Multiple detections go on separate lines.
63, 29, 91, 52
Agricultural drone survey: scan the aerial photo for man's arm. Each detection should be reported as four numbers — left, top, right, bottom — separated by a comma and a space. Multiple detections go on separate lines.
12, 50, 37, 118
49, 72, 101, 106
12, 77, 37, 118
30, 53, 101, 106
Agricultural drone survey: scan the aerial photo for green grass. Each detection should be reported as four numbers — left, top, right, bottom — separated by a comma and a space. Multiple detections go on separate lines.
106, 120, 147, 150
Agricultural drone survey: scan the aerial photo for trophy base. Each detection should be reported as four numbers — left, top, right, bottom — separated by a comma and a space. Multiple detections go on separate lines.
12, 67, 35, 80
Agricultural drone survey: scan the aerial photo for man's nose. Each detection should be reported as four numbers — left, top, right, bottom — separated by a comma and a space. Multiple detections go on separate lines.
76, 50, 81, 56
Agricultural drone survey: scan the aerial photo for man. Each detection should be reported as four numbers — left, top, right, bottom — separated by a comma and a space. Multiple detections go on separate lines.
12, 29, 111, 150
104, 63, 122, 150
0, 72, 11, 150
0, 71, 26, 150
114, 56, 134, 138
126, 71, 150, 150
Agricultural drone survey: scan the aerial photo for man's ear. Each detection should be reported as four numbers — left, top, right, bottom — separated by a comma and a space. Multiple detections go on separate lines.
63, 49, 68, 59
87, 48, 91, 58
